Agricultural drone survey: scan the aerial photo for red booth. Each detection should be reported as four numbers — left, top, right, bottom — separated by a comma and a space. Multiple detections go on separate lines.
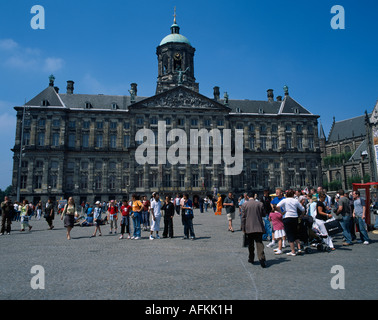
352, 182, 378, 225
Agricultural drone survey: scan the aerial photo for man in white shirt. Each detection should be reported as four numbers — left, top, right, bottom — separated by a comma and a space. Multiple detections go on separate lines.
150, 193, 162, 240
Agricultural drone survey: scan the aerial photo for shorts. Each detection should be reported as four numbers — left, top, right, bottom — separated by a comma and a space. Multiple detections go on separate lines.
283, 217, 298, 242
227, 212, 235, 221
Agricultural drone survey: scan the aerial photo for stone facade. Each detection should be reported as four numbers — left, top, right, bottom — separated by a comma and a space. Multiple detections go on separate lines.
11, 19, 322, 204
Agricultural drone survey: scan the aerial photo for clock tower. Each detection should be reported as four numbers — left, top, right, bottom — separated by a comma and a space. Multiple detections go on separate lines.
156, 11, 199, 94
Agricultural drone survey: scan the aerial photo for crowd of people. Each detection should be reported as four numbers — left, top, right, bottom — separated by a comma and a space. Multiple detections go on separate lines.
239, 186, 375, 268
0, 187, 375, 262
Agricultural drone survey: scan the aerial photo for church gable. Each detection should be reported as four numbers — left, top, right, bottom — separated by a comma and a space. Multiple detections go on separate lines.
131, 86, 230, 111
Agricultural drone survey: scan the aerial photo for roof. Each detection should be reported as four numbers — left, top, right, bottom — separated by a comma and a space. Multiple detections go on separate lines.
328, 114, 368, 142
25, 85, 65, 107
159, 33, 191, 46
225, 95, 313, 116
349, 139, 368, 162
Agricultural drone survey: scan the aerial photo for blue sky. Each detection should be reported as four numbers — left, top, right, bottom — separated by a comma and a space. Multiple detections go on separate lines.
0, 0, 377, 189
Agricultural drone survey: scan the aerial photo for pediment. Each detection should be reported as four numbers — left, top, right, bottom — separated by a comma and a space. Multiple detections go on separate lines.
131, 86, 230, 111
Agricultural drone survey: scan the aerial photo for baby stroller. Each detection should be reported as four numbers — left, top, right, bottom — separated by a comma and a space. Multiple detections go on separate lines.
301, 216, 332, 253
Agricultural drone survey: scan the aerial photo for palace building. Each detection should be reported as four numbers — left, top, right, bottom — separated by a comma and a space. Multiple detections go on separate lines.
11, 15, 322, 204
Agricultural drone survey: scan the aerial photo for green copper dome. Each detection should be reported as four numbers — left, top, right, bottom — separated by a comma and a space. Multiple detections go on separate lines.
159, 18, 191, 46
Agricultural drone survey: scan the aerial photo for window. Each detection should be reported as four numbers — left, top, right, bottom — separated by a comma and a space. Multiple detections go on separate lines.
217, 119, 224, 127
251, 173, 257, 188
236, 123, 243, 130
51, 161, 58, 169
85, 102, 92, 109
52, 119, 60, 127
260, 125, 267, 133
261, 137, 267, 150
35, 175, 42, 189
68, 134, 76, 148
165, 118, 171, 125
37, 133, 45, 146
67, 161, 75, 170
150, 173, 158, 188
275, 174, 281, 187
274, 162, 280, 169
204, 119, 211, 127
179, 174, 185, 188
109, 122, 117, 130
286, 136, 292, 149
94, 175, 102, 190
218, 174, 225, 187
52, 133, 60, 147
272, 137, 278, 150
80, 175, 88, 189
95, 161, 102, 170
308, 137, 314, 150
124, 122, 130, 129
285, 124, 291, 131
122, 176, 130, 188
111, 103, 118, 110
249, 124, 254, 132
82, 134, 89, 148
109, 162, 117, 170
123, 135, 130, 148
20, 175, 27, 189
164, 174, 171, 188
272, 124, 278, 132
136, 173, 143, 188
177, 118, 185, 126
96, 134, 103, 148
249, 137, 255, 150
136, 117, 144, 125
68, 121, 76, 129
110, 135, 117, 148
297, 137, 303, 150
36, 160, 44, 168
23, 132, 30, 145
50, 175, 57, 189
81, 162, 89, 170
251, 162, 257, 170
38, 119, 46, 127
191, 119, 198, 126
21, 161, 28, 168
192, 174, 199, 187
96, 122, 103, 130
23, 119, 31, 127
150, 117, 158, 125
109, 176, 116, 189
82, 121, 90, 129
345, 145, 351, 154
296, 124, 303, 133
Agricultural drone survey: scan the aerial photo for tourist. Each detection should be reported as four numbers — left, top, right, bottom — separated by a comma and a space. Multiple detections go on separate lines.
335, 189, 353, 246
215, 194, 223, 215
36, 201, 42, 220
223, 192, 237, 232
241, 192, 266, 268
91, 201, 103, 237
182, 193, 195, 240
260, 189, 273, 245
44, 198, 55, 230
119, 199, 131, 240
352, 190, 370, 244
142, 195, 150, 231
61, 197, 78, 240
269, 204, 286, 254
131, 194, 143, 239
238, 193, 249, 230
276, 189, 305, 256
174, 194, 181, 216
20, 199, 32, 232
150, 193, 162, 240
107, 200, 118, 234
162, 195, 175, 238
315, 192, 335, 250
1, 197, 14, 235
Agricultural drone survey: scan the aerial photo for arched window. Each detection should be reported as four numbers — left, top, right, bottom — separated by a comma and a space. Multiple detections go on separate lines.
351, 167, 358, 177
345, 145, 351, 154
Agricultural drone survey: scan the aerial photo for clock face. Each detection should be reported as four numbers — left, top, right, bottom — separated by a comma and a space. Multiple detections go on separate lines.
174, 52, 182, 61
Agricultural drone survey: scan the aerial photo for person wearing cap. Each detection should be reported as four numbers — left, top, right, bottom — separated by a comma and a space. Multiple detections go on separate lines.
107, 200, 118, 234
91, 201, 103, 237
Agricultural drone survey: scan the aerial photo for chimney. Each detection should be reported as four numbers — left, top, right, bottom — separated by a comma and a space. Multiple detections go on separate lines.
213, 86, 220, 101
267, 89, 274, 101
54, 86, 59, 93
66, 80, 74, 94
276, 96, 282, 102
130, 83, 138, 96
49, 74, 55, 87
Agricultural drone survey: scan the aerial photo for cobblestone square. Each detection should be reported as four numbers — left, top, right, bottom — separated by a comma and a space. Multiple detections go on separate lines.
0, 209, 377, 300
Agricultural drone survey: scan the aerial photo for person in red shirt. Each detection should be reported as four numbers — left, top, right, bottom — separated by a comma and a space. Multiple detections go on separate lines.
119, 199, 131, 239
107, 200, 118, 234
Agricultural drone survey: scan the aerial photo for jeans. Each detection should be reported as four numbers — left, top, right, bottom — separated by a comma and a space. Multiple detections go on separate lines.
132, 211, 141, 237
141, 210, 150, 228
339, 215, 353, 244
120, 216, 130, 234
354, 217, 370, 242
262, 216, 272, 241
183, 217, 195, 238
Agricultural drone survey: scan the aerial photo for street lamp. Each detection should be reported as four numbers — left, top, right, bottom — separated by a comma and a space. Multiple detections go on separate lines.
16, 103, 30, 203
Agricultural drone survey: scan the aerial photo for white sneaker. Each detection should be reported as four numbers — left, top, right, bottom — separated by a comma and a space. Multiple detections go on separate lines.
286, 252, 296, 256
275, 250, 282, 255
363, 241, 369, 245
131, 236, 135, 239
149, 235, 154, 240
267, 241, 276, 248
119, 235, 123, 240
134, 237, 140, 240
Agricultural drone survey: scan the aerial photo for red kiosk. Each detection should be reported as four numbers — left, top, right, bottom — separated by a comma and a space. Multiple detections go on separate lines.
352, 182, 378, 225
